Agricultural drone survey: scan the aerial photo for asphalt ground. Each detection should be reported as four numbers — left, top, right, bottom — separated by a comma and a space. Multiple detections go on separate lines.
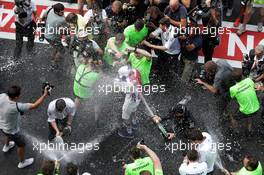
0, 1, 264, 175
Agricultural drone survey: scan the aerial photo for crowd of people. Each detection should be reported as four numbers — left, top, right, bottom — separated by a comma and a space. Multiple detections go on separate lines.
0, 0, 264, 174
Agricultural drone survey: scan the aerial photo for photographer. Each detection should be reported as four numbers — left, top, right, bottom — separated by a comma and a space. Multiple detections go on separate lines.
84, 2, 109, 39
249, 45, 264, 78
179, 150, 208, 175
0, 85, 49, 168
65, 12, 87, 36
42, 3, 68, 68
47, 98, 76, 141
105, 1, 128, 34
145, 6, 164, 33
164, 0, 188, 27
195, 60, 235, 113
124, 19, 149, 47
142, 17, 181, 79
152, 101, 195, 140
201, 0, 222, 63
69, 31, 103, 70
195, 60, 234, 96
103, 33, 128, 68
179, 25, 203, 83
124, 146, 154, 174
230, 71, 260, 136
124, 0, 148, 25
13, 0, 37, 58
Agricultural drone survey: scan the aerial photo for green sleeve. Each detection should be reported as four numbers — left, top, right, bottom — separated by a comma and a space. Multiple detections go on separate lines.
229, 87, 235, 98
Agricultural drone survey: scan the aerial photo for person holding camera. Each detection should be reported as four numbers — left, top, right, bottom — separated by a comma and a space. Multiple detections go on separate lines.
0, 85, 49, 168
13, 0, 37, 58
103, 33, 128, 68
179, 150, 208, 175
152, 100, 195, 140
145, 6, 164, 33
65, 12, 87, 35
179, 25, 203, 83
201, 0, 222, 63
84, 2, 109, 45
47, 98, 76, 141
142, 17, 181, 80
195, 60, 234, 96
164, 0, 188, 27
229, 71, 260, 136
105, 1, 128, 34
249, 45, 264, 77
69, 31, 103, 71
41, 3, 68, 69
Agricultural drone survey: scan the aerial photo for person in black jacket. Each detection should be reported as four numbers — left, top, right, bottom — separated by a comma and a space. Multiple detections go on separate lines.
152, 104, 195, 140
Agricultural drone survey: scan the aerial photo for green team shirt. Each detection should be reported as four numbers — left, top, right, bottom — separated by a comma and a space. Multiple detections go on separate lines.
230, 78, 260, 115
103, 37, 128, 65
125, 157, 154, 175
236, 162, 262, 175
124, 24, 148, 47
129, 53, 152, 85
254, 0, 264, 5
155, 169, 164, 175
73, 64, 100, 99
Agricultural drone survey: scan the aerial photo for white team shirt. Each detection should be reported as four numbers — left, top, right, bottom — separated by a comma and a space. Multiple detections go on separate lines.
47, 98, 76, 122
197, 132, 217, 173
179, 161, 208, 175
151, 25, 181, 55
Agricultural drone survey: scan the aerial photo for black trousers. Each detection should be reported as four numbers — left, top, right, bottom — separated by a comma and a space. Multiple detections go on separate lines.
48, 117, 68, 141
157, 51, 180, 80
14, 21, 36, 58
202, 36, 216, 63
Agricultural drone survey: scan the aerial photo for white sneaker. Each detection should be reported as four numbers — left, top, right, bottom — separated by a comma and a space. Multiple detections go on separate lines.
18, 158, 34, 168
2, 141, 15, 152
257, 22, 263, 32
237, 24, 246, 36
226, 8, 233, 17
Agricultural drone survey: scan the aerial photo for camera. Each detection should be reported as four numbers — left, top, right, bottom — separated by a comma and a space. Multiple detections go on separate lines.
241, 0, 249, 6
122, 3, 136, 12
37, 22, 45, 42
42, 82, 54, 95
15, 0, 30, 8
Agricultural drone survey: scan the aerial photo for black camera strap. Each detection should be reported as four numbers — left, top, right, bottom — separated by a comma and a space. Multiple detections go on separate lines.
16, 102, 24, 115
41, 7, 53, 23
